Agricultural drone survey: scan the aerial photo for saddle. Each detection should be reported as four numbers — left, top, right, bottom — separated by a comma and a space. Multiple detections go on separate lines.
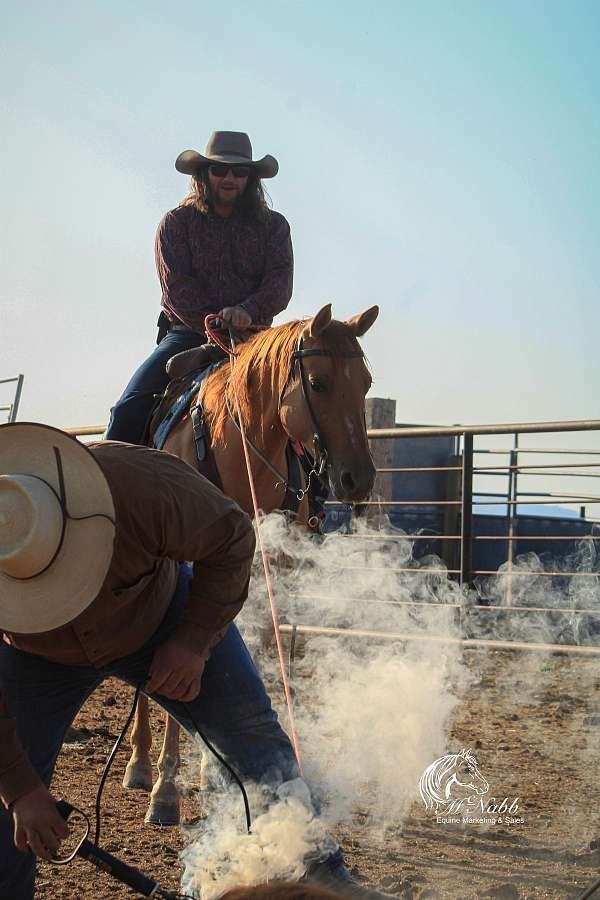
166, 342, 228, 379
144, 352, 224, 490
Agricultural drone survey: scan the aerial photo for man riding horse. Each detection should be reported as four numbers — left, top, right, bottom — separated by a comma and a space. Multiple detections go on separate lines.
106, 130, 293, 444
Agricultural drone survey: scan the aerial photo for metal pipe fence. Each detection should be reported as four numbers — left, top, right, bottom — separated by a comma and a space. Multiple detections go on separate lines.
279, 623, 600, 657
0, 375, 24, 423
360, 419, 600, 587
66, 418, 600, 652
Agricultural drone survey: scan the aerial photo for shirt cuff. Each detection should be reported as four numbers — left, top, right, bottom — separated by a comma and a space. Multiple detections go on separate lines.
1, 759, 44, 810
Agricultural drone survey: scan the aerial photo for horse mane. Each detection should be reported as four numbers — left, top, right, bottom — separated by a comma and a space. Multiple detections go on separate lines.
202, 318, 364, 446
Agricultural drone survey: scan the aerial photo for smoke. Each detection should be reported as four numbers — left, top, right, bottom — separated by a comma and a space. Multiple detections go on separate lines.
241, 514, 471, 827
178, 516, 600, 896
180, 513, 472, 897
180, 780, 336, 899
472, 532, 600, 646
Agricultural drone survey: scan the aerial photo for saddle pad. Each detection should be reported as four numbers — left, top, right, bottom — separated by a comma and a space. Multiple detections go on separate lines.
152, 364, 219, 451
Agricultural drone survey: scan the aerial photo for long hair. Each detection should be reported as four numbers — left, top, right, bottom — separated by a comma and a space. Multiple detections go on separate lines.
179, 168, 271, 222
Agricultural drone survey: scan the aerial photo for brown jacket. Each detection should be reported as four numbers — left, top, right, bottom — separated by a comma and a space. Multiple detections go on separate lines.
0, 442, 255, 807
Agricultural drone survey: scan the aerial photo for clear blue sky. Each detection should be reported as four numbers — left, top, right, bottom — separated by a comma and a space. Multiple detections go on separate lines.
2, 0, 599, 430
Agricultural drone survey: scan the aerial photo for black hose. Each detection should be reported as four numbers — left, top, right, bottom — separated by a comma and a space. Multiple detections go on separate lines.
92, 683, 252, 851
182, 701, 252, 833
94, 684, 142, 845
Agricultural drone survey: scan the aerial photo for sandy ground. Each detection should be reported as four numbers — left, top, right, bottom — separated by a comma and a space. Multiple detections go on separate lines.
36, 647, 600, 900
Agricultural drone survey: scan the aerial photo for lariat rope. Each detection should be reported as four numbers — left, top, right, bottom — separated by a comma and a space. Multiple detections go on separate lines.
204, 315, 304, 775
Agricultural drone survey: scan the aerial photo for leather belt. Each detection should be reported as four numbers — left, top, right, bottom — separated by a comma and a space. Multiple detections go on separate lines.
170, 324, 205, 335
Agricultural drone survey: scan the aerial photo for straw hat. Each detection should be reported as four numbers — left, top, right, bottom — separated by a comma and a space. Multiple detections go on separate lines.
0, 423, 115, 634
175, 131, 279, 179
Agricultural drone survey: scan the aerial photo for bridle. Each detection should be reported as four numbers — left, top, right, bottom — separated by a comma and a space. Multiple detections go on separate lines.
280, 335, 365, 479
204, 316, 364, 500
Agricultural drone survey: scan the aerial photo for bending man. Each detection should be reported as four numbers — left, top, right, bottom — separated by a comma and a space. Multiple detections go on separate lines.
106, 131, 294, 444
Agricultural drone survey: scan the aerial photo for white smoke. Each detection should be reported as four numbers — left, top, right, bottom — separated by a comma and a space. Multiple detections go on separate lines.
180, 780, 336, 899
180, 513, 472, 897
472, 532, 600, 646
179, 515, 600, 896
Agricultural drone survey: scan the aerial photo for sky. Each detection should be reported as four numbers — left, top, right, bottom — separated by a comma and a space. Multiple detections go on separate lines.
2, 0, 599, 438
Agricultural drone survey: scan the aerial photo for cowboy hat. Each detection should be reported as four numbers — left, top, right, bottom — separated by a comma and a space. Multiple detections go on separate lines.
0, 423, 115, 634
175, 131, 279, 179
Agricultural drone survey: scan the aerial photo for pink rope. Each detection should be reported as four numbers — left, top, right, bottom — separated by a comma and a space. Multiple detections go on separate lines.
204, 316, 304, 774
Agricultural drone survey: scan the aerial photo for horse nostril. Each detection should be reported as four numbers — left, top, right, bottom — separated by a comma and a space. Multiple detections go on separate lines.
340, 470, 356, 493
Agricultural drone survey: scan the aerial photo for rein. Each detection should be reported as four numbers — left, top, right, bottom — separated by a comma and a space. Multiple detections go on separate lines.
205, 314, 304, 775
201, 314, 365, 776
223, 392, 307, 500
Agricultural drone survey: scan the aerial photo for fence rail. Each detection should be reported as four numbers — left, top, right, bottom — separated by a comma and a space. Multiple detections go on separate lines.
0, 375, 24, 423
279, 624, 600, 657
366, 419, 600, 438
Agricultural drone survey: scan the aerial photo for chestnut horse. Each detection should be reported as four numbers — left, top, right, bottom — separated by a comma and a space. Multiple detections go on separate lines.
122, 303, 379, 824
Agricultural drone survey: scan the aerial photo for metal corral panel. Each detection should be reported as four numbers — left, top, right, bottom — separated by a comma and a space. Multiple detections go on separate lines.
390, 427, 455, 501
473, 513, 597, 574
327, 427, 599, 581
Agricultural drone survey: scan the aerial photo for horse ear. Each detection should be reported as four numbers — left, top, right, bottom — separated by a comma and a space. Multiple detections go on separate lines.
307, 303, 333, 338
346, 305, 379, 337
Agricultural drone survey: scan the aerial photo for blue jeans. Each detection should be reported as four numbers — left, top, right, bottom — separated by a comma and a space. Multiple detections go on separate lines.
0, 565, 305, 899
106, 329, 207, 444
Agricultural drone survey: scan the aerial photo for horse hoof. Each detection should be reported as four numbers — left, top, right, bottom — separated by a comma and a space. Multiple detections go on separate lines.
122, 760, 153, 792
144, 799, 181, 827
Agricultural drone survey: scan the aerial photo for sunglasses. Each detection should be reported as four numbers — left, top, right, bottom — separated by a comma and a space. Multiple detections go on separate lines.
208, 164, 251, 179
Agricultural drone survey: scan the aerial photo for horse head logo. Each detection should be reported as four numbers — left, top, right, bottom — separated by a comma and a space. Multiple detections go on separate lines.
419, 748, 490, 814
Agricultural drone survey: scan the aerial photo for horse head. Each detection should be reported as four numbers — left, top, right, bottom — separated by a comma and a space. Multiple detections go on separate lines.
279, 303, 379, 503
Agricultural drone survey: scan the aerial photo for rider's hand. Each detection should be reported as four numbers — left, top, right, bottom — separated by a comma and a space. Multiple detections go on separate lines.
146, 637, 207, 701
12, 785, 69, 860
217, 305, 252, 327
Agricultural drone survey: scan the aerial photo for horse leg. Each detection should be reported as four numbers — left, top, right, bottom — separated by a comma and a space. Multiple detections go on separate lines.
122, 693, 153, 791
145, 712, 181, 825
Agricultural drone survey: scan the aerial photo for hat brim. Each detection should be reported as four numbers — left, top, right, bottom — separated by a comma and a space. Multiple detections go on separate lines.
0, 423, 115, 634
175, 149, 279, 179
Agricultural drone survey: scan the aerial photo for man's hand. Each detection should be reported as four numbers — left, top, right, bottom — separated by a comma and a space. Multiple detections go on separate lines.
145, 637, 207, 701
12, 785, 69, 860
217, 305, 252, 327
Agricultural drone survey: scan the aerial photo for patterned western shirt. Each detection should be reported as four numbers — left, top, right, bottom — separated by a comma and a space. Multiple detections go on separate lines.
155, 204, 294, 331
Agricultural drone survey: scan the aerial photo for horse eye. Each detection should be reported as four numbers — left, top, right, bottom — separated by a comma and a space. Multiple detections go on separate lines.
310, 378, 326, 393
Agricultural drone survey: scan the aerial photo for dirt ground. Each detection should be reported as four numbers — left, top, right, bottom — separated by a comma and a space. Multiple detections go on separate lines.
37, 647, 600, 900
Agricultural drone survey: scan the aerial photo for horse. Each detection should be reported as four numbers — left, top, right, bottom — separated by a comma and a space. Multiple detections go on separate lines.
122, 303, 379, 825
419, 748, 489, 814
